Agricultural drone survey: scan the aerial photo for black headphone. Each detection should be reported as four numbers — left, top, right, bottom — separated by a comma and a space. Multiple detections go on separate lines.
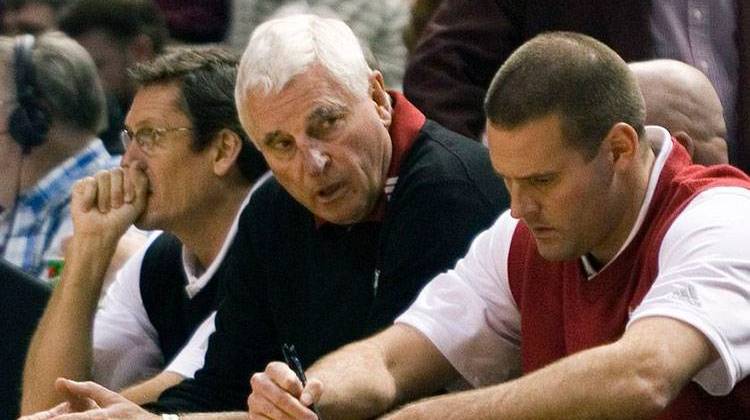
9, 34, 50, 154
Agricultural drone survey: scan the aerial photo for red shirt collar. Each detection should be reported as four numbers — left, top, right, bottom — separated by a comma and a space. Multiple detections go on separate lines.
314, 91, 426, 227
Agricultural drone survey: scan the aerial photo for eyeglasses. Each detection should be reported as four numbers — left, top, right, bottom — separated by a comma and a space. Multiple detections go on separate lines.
120, 126, 192, 154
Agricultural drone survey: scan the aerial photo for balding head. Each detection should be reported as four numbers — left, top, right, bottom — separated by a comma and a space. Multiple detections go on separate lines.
630, 59, 728, 165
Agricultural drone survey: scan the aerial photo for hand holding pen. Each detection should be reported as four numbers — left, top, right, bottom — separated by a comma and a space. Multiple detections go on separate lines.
283, 344, 323, 419
247, 344, 324, 419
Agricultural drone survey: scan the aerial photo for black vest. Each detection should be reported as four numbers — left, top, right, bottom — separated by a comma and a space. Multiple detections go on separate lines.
140, 233, 223, 365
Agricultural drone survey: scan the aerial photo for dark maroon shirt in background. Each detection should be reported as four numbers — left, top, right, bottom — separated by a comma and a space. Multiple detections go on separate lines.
154, 0, 229, 43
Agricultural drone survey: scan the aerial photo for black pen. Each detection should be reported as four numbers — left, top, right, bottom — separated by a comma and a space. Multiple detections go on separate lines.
282, 343, 323, 419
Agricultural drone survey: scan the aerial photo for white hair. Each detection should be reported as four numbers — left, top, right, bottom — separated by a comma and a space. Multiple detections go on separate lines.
235, 14, 371, 131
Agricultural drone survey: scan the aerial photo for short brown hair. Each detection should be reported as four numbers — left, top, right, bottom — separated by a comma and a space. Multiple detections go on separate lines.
484, 31, 645, 159
130, 46, 267, 183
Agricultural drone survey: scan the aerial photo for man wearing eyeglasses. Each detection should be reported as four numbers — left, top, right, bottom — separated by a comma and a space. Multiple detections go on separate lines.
20, 46, 269, 415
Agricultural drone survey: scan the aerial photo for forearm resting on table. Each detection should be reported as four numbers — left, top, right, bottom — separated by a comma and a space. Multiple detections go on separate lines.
121, 371, 185, 405
310, 325, 457, 419
390, 317, 716, 420
21, 236, 119, 414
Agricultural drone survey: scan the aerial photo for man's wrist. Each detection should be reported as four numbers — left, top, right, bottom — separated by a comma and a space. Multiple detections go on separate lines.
66, 232, 120, 261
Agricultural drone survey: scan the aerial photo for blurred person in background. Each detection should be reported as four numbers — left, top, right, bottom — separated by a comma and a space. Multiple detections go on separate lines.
58, 0, 168, 155
154, 0, 229, 44
2, 0, 66, 36
0, 32, 114, 279
404, 0, 750, 173
226, 0, 409, 88
402, 0, 441, 53
631, 59, 729, 166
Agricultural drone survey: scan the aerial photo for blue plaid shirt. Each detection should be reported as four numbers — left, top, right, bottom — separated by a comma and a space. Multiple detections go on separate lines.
0, 139, 117, 279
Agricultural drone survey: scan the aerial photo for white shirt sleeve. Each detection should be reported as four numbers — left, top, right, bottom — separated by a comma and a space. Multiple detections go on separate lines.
628, 187, 750, 396
164, 311, 216, 379
92, 233, 162, 391
396, 210, 523, 387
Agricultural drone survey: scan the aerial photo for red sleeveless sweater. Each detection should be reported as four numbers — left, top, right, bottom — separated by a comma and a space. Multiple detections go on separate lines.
507, 141, 750, 419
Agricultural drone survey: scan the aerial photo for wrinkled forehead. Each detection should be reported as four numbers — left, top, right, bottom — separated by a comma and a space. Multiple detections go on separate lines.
267, 65, 358, 101
245, 71, 357, 127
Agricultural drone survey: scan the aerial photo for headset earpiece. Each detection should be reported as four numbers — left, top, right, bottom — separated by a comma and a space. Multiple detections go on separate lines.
8, 34, 50, 154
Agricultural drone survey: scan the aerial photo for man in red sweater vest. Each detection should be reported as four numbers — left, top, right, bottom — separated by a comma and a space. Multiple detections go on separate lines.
246, 31, 750, 419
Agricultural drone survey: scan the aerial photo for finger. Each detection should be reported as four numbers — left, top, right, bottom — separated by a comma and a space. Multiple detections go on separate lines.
248, 413, 277, 420
126, 161, 149, 212
17, 402, 70, 420
248, 392, 298, 420
94, 170, 112, 213
72, 177, 97, 213
18, 412, 52, 420
55, 378, 122, 408
300, 378, 323, 407
109, 167, 125, 209
250, 371, 315, 420
54, 378, 93, 412
46, 401, 72, 416
266, 362, 304, 396
52, 408, 108, 420
122, 162, 135, 204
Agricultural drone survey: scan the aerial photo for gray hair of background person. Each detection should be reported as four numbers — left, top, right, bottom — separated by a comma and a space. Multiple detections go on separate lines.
57, 0, 168, 55
235, 14, 372, 133
128, 46, 268, 182
484, 31, 646, 160
0, 31, 107, 134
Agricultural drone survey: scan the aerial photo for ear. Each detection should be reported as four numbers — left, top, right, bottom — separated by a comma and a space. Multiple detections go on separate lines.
127, 34, 156, 63
368, 70, 392, 129
211, 129, 242, 177
603, 122, 640, 171
672, 131, 695, 159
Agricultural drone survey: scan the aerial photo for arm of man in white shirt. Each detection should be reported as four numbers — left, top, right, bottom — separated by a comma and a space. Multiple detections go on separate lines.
118, 312, 217, 405
21, 164, 148, 414
119, 372, 185, 406
247, 193, 750, 419
381, 317, 714, 419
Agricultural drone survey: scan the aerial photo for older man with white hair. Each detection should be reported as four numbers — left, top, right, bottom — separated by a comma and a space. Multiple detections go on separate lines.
24, 14, 509, 419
